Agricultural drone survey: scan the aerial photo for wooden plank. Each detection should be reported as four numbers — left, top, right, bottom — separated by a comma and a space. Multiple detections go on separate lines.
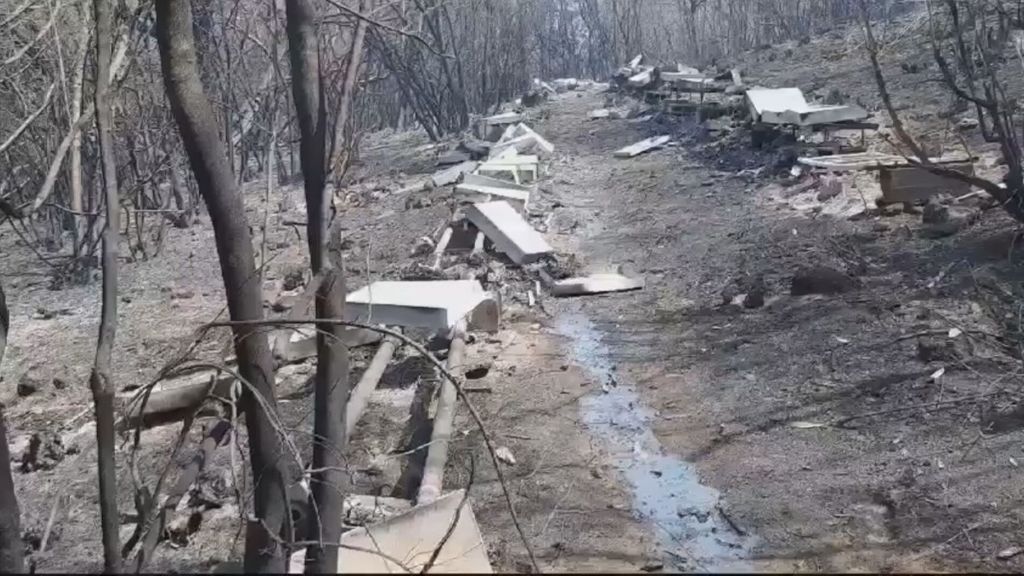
613, 135, 671, 158
798, 152, 972, 171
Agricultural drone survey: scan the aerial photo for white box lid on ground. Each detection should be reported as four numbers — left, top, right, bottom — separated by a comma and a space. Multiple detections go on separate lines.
466, 200, 552, 265
346, 280, 487, 331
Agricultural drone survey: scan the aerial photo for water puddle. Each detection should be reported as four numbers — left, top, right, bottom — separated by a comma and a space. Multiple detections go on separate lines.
556, 311, 755, 572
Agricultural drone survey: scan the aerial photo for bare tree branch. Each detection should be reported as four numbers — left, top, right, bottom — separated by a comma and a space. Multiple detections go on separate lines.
0, 82, 54, 154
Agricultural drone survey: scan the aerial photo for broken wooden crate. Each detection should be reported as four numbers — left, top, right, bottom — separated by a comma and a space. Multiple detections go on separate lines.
747, 88, 868, 127
478, 112, 523, 141
475, 154, 539, 184
465, 200, 552, 265
490, 123, 554, 158
797, 152, 976, 203
880, 162, 974, 204
431, 160, 479, 188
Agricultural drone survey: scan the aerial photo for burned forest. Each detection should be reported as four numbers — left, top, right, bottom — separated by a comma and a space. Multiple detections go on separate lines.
3, 0, 1024, 572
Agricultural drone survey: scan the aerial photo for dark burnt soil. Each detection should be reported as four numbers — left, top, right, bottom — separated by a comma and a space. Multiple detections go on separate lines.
523, 63, 1024, 573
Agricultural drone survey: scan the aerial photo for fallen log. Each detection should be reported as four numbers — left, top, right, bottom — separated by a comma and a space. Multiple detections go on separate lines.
118, 371, 236, 430
416, 321, 466, 505
345, 337, 399, 443
130, 419, 232, 569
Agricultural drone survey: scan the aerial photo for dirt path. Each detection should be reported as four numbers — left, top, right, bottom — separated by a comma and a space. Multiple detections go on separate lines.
463, 86, 1024, 573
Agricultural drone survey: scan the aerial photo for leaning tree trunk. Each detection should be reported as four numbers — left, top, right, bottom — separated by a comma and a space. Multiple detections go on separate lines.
0, 281, 24, 574
329, 0, 371, 185
285, 0, 347, 571
90, 0, 123, 571
155, 2, 293, 572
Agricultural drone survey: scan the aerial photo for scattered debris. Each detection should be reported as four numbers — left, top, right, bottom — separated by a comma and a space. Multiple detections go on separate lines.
479, 112, 524, 141
816, 175, 844, 201
920, 202, 980, 238
789, 421, 828, 429
545, 272, 645, 297
20, 432, 68, 473
171, 289, 196, 300
397, 262, 447, 281
289, 490, 492, 573
342, 494, 413, 529
31, 307, 56, 320
494, 446, 517, 466
798, 151, 972, 171
17, 370, 45, 397
677, 505, 711, 522
464, 362, 492, 380
281, 267, 307, 291
457, 138, 492, 160
957, 117, 980, 130
997, 546, 1023, 561
627, 67, 657, 89
476, 154, 540, 184
589, 108, 629, 120
410, 236, 435, 257
466, 296, 501, 334
491, 123, 555, 158
881, 163, 974, 204
747, 87, 868, 126
455, 173, 532, 210
522, 81, 553, 106
552, 77, 579, 92
917, 334, 973, 364
436, 149, 473, 167
431, 161, 479, 188
614, 135, 672, 158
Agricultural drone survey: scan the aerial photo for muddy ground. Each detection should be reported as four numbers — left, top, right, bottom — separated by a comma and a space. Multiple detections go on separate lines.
3, 15, 1024, 573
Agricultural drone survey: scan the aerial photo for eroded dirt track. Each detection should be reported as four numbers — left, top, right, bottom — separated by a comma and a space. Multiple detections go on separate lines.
457, 87, 1024, 572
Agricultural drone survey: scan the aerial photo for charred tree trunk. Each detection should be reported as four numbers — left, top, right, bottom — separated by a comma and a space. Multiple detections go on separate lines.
285, 1, 347, 571
90, 0, 123, 570
70, 22, 92, 254
329, 0, 371, 185
155, 2, 293, 572
0, 282, 24, 574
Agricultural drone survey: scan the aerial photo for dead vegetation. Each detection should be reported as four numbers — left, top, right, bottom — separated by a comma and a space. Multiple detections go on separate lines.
3, 0, 1024, 573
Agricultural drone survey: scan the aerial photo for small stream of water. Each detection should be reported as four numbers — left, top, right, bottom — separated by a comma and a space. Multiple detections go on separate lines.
556, 311, 755, 572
